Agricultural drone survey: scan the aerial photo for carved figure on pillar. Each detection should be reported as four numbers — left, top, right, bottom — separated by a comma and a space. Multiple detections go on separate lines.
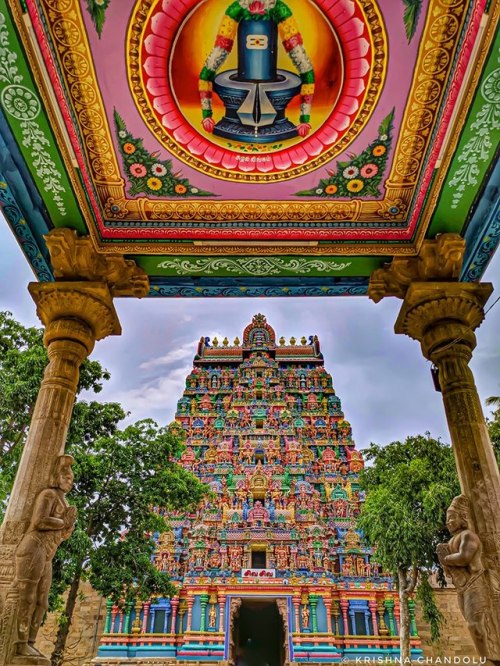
14, 455, 76, 660
437, 495, 500, 661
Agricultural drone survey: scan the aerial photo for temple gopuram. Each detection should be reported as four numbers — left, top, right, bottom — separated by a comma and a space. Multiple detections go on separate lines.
97, 315, 422, 664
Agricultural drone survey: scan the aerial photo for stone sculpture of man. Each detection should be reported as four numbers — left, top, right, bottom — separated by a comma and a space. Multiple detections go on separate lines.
14, 455, 76, 659
437, 494, 500, 662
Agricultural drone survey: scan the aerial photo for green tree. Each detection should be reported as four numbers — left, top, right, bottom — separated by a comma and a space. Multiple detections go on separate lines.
486, 396, 500, 464
358, 434, 460, 661
0, 311, 110, 513
50, 414, 207, 666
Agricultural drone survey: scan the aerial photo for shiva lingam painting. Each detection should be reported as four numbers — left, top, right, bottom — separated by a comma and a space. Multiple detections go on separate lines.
199, 0, 315, 143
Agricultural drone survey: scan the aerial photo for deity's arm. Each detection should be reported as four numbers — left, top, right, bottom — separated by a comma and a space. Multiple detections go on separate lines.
199, 2, 243, 126
30, 489, 65, 531
444, 530, 481, 567
273, 0, 315, 127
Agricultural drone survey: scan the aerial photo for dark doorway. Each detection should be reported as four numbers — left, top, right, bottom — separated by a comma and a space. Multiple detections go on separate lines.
251, 550, 266, 569
235, 600, 284, 666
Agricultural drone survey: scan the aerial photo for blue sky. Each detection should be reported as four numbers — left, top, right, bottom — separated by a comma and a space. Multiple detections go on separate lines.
1, 219, 499, 451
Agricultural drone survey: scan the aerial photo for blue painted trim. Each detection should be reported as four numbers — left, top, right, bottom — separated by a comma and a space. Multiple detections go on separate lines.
149, 279, 369, 298
0, 112, 53, 281
461, 156, 500, 282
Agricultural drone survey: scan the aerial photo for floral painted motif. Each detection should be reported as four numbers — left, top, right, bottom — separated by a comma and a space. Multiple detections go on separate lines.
296, 110, 394, 198
0, 13, 66, 216
156, 257, 352, 276
85, 0, 112, 37
114, 111, 213, 198
448, 65, 500, 209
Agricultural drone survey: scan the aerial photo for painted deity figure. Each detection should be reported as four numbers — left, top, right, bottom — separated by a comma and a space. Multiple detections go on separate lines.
301, 604, 310, 630
437, 495, 500, 660
14, 455, 76, 658
208, 604, 217, 628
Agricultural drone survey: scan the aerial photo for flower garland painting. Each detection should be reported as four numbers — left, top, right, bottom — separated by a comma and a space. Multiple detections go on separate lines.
296, 109, 395, 198
114, 111, 213, 198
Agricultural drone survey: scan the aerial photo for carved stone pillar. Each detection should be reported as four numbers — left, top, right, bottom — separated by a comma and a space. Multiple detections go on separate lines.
369, 234, 500, 656
0, 229, 148, 666
104, 599, 114, 634
170, 597, 179, 635
368, 600, 378, 636
142, 601, 151, 634
309, 594, 319, 633
339, 598, 349, 635
199, 593, 209, 632
186, 594, 194, 633
218, 593, 226, 631
323, 596, 333, 634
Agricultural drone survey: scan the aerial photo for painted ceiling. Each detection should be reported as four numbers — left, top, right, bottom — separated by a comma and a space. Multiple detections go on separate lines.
0, 0, 498, 297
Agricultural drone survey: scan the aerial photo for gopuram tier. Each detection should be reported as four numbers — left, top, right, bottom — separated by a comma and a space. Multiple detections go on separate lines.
97, 315, 422, 664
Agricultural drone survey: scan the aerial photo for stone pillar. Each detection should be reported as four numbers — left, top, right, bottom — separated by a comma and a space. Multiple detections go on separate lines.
124, 601, 134, 635
292, 594, 300, 633
218, 593, 226, 631
323, 596, 333, 634
368, 600, 378, 636
142, 601, 151, 634
331, 599, 340, 635
186, 595, 194, 632
309, 594, 319, 633
200, 593, 209, 632
104, 599, 114, 634
340, 599, 349, 635
393, 600, 400, 635
369, 234, 500, 656
170, 597, 179, 635
110, 605, 118, 635
384, 598, 396, 637
0, 229, 148, 666
376, 599, 389, 637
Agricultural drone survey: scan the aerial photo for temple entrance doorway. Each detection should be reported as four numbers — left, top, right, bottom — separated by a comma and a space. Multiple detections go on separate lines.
234, 600, 285, 666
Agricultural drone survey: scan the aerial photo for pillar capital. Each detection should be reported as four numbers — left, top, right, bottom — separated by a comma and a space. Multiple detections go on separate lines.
29, 282, 121, 350
394, 282, 493, 362
368, 233, 465, 303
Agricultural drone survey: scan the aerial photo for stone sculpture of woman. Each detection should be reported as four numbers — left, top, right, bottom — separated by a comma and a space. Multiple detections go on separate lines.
437, 494, 500, 662
14, 455, 76, 659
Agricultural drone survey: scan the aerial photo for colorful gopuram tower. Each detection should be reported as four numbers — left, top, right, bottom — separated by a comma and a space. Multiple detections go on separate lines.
97, 315, 422, 664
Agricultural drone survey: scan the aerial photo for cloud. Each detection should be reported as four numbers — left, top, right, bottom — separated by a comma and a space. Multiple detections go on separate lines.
140, 340, 198, 370
116, 363, 192, 420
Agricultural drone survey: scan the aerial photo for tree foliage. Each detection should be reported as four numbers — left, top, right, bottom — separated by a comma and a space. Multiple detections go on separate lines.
50, 415, 207, 666
358, 434, 460, 656
486, 397, 500, 464
0, 311, 110, 513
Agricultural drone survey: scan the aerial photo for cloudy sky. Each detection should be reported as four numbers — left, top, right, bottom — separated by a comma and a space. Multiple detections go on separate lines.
1, 220, 499, 451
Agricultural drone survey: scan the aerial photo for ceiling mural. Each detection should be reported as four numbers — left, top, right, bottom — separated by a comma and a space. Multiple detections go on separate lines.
0, 0, 498, 296
18, 0, 482, 243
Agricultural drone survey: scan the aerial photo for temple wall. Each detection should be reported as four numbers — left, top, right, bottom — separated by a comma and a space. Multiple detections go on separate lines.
415, 588, 479, 659
35, 584, 478, 665
35, 582, 106, 666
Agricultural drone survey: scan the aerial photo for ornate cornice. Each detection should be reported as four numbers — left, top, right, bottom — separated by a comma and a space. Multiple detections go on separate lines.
368, 233, 466, 302
45, 228, 149, 297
